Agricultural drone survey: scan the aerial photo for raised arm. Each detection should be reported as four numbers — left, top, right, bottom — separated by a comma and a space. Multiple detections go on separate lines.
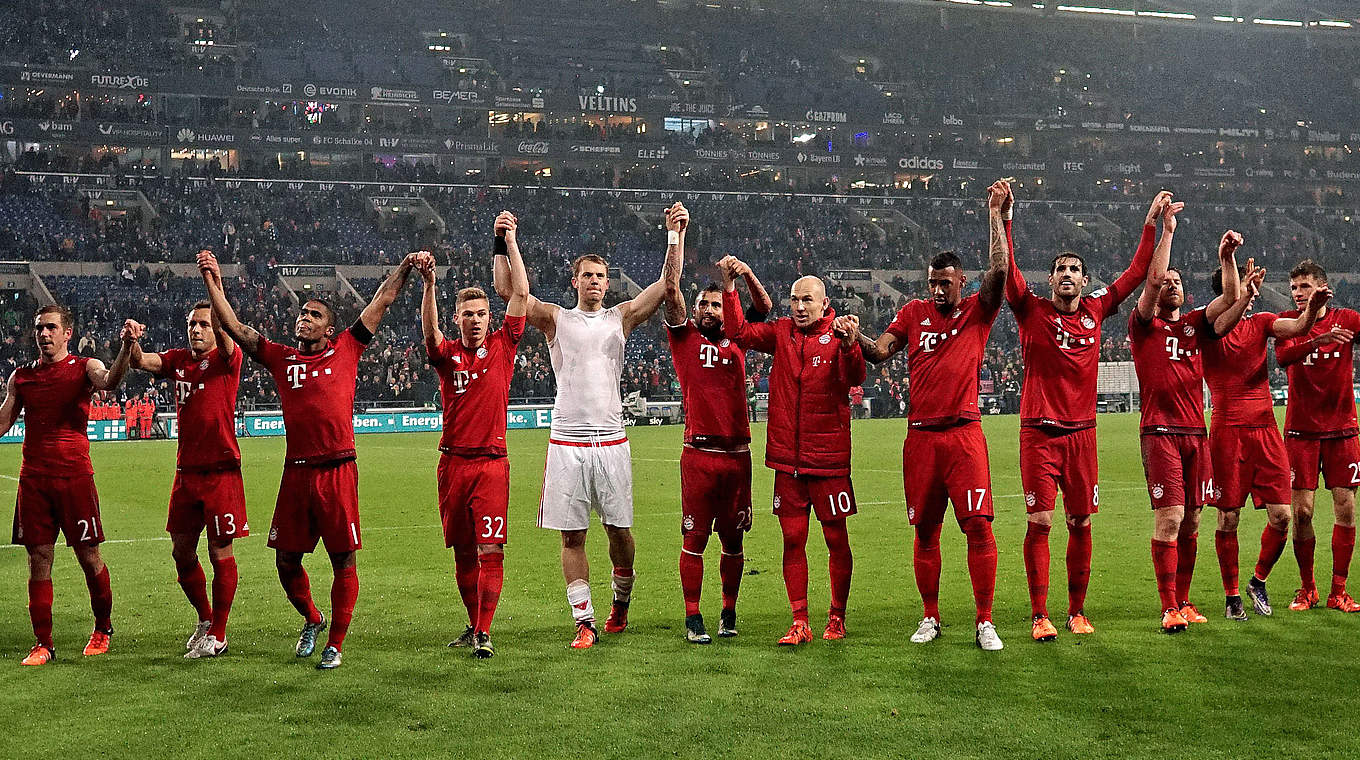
198, 250, 263, 358
621, 202, 688, 335
1213, 253, 1261, 335
978, 180, 1011, 312
856, 330, 903, 364
1272, 284, 1331, 339
661, 204, 687, 326
501, 213, 530, 319
740, 261, 774, 316
0, 372, 20, 439
720, 258, 777, 354
493, 214, 558, 337
88, 319, 142, 391
1000, 185, 1028, 306
1106, 192, 1170, 305
1135, 196, 1181, 322
1206, 231, 1244, 327
417, 253, 443, 354
359, 253, 418, 334
129, 338, 162, 375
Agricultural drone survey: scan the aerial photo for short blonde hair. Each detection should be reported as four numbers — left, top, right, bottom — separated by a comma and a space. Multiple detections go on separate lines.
572, 254, 608, 277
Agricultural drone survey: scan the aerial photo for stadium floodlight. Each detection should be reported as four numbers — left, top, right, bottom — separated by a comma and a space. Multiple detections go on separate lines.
1315, 20, 1352, 28
1253, 18, 1304, 27
983, 1, 1014, 6
1212, 15, 1244, 22
946, 0, 984, 5
1057, 6, 1137, 17
793, 132, 817, 143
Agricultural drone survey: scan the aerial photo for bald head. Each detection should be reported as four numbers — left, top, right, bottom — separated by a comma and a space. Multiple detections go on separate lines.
789, 276, 829, 328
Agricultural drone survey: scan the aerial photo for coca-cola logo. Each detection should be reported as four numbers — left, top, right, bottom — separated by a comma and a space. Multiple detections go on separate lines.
517, 140, 550, 155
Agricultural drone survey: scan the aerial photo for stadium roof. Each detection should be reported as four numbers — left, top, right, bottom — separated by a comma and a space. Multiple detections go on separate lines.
877, 0, 1360, 29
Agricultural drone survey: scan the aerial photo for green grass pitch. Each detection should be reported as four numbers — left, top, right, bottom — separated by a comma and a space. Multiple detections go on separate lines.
2, 413, 1357, 759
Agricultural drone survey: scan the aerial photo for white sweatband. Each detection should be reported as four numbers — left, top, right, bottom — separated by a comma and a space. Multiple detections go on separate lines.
1003, 209, 1013, 221
667, 230, 680, 245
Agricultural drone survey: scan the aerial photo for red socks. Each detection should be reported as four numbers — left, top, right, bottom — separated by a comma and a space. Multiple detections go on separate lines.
779, 513, 811, 622
1151, 539, 1179, 611
1023, 522, 1051, 618
823, 520, 852, 619
1332, 524, 1356, 597
914, 524, 943, 620
1175, 533, 1198, 606
962, 517, 997, 624
1255, 523, 1288, 582
454, 547, 480, 627
1215, 529, 1240, 596
719, 550, 743, 613
1067, 522, 1092, 615
278, 562, 323, 624
1296, 535, 1317, 593
84, 565, 113, 632
29, 578, 53, 648
326, 565, 358, 650
209, 556, 238, 641
476, 551, 504, 634
177, 560, 213, 621
679, 533, 706, 617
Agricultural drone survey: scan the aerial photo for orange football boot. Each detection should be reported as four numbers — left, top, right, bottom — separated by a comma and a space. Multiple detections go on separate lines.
1326, 592, 1360, 613
1031, 615, 1058, 642
20, 644, 54, 666
777, 620, 813, 646
83, 630, 111, 657
823, 615, 846, 640
570, 622, 597, 649
1161, 608, 1188, 633
1066, 613, 1095, 634
1289, 588, 1319, 611
603, 602, 628, 634
1179, 603, 1208, 624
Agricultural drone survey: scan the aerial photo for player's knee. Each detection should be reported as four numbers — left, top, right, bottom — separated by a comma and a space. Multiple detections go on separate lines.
275, 552, 304, 572
1065, 514, 1090, 531
328, 550, 356, 570
681, 530, 709, 553
1217, 509, 1241, 533
561, 530, 588, 550
476, 543, 504, 557
960, 516, 993, 545
171, 545, 197, 568
26, 545, 55, 577
1028, 511, 1054, 528
73, 545, 103, 572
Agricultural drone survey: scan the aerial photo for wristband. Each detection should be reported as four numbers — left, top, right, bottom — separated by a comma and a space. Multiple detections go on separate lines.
1002, 209, 1013, 221
493, 236, 508, 256
667, 230, 680, 245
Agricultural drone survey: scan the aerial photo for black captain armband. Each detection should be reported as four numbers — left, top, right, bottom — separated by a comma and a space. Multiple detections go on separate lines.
493, 236, 508, 256
746, 306, 769, 323
349, 320, 375, 345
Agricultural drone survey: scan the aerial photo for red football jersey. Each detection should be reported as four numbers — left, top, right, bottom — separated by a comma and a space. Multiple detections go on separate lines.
886, 293, 999, 428
429, 314, 525, 457
1129, 307, 1214, 434
667, 320, 750, 449
13, 355, 94, 477
1008, 222, 1154, 429
256, 327, 367, 464
1277, 307, 1360, 438
1202, 311, 1277, 428
156, 345, 243, 469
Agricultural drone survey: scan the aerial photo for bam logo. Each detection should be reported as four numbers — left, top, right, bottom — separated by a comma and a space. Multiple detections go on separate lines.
698, 343, 719, 368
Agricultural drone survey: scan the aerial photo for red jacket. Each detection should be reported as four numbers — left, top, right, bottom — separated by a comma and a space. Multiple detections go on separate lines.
723, 288, 865, 477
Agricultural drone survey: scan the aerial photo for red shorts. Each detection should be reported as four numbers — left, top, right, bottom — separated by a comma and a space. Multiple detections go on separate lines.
12, 473, 103, 547
1286, 435, 1360, 491
904, 423, 994, 526
437, 453, 510, 547
1209, 424, 1290, 509
773, 471, 856, 523
1140, 433, 1215, 510
1019, 426, 1099, 516
680, 447, 753, 535
268, 459, 361, 554
167, 467, 249, 540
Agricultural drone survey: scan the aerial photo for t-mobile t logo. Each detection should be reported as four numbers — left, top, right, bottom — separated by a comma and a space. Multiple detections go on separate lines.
699, 343, 719, 368
286, 364, 306, 389
919, 332, 944, 352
